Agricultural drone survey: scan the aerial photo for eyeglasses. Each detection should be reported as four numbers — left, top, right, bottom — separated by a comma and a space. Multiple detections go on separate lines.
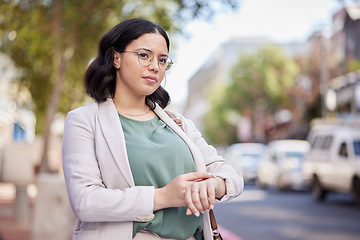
122, 49, 173, 71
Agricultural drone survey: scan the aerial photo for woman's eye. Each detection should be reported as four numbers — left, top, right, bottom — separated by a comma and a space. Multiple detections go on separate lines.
159, 57, 168, 64
139, 52, 149, 58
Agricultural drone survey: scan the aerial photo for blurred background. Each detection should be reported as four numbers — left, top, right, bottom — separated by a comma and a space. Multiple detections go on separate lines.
1, 0, 360, 239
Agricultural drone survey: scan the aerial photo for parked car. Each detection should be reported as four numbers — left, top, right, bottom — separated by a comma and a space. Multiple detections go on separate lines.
225, 143, 267, 183
302, 120, 360, 206
256, 140, 310, 191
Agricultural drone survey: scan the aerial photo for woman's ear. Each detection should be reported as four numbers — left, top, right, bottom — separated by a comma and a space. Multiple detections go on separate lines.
113, 51, 121, 69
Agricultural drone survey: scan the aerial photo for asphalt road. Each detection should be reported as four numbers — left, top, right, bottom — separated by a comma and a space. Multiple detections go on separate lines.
214, 184, 360, 240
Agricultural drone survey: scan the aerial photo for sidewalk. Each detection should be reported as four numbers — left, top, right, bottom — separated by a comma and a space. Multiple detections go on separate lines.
0, 183, 243, 240
218, 225, 244, 240
0, 183, 32, 240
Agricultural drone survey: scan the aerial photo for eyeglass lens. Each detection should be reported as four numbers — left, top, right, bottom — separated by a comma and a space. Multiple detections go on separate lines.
137, 50, 173, 71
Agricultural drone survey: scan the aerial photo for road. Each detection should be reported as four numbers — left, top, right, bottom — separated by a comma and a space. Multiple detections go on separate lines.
214, 184, 360, 240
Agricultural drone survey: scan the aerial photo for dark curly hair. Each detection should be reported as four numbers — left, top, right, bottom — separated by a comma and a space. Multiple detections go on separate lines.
84, 18, 171, 109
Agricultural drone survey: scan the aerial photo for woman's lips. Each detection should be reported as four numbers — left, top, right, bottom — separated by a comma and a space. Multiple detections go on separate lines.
144, 76, 158, 83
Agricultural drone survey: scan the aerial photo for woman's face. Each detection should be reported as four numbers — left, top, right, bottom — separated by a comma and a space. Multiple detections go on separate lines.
115, 33, 168, 99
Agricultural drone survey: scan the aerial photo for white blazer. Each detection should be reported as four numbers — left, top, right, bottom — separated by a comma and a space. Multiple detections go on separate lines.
62, 99, 244, 240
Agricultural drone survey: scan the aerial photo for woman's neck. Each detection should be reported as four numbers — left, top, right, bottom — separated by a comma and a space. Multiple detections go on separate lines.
112, 95, 154, 119
113, 89, 146, 108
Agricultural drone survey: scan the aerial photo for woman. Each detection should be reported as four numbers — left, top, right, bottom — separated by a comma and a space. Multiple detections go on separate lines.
62, 18, 243, 240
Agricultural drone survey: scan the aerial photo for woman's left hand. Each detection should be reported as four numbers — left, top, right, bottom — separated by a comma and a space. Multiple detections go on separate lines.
185, 176, 225, 217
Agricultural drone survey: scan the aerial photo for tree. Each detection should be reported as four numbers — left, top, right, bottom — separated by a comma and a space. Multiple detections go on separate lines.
203, 82, 238, 145
203, 46, 300, 145
294, 36, 343, 120
226, 46, 299, 111
0, 0, 238, 173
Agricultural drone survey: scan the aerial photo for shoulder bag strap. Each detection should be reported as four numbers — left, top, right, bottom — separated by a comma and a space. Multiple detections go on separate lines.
165, 110, 223, 240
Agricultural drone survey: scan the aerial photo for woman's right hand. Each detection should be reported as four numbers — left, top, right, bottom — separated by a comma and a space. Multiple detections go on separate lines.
153, 172, 213, 211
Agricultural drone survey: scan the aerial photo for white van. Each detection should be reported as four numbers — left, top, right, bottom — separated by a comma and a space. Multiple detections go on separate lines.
303, 119, 360, 206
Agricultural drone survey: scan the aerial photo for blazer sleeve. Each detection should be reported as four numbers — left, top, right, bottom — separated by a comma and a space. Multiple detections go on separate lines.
62, 107, 155, 223
179, 113, 244, 202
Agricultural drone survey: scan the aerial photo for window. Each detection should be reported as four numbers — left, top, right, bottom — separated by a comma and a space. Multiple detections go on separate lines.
322, 135, 333, 150
311, 135, 318, 149
353, 140, 360, 156
13, 122, 27, 142
311, 135, 325, 149
338, 142, 348, 157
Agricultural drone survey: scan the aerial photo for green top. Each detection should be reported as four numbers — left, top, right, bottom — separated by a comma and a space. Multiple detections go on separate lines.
118, 114, 204, 240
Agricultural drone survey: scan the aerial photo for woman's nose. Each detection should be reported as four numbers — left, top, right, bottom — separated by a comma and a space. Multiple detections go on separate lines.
148, 58, 160, 71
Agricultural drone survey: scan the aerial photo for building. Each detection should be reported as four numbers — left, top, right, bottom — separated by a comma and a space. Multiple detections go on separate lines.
327, 6, 360, 117
0, 54, 35, 144
183, 36, 310, 136
184, 5, 360, 144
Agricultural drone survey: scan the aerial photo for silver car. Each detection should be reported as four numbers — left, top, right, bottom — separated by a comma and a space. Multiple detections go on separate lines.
256, 140, 310, 191
226, 143, 267, 183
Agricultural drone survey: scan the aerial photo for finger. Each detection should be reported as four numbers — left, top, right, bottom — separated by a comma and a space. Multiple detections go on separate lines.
191, 184, 204, 214
207, 179, 216, 209
199, 185, 209, 210
185, 186, 199, 216
186, 207, 192, 215
183, 172, 214, 182
186, 185, 201, 217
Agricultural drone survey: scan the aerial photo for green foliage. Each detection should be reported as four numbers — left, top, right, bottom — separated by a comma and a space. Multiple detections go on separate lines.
203, 83, 238, 145
228, 46, 299, 112
203, 105, 238, 146
203, 45, 300, 145
347, 58, 360, 72
0, 0, 238, 134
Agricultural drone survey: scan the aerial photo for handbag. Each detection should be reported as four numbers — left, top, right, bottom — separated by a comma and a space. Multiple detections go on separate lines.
165, 111, 223, 240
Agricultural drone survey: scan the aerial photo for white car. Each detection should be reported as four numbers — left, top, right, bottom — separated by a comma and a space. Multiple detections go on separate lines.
256, 140, 310, 191
303, 120, 360, 206
226, 143, 267, 183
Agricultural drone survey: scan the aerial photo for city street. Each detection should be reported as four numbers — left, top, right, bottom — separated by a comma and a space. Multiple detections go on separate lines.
215, 184, 360, 240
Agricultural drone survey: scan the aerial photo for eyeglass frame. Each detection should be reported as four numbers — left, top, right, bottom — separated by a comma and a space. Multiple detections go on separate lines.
120, 49, 174, 71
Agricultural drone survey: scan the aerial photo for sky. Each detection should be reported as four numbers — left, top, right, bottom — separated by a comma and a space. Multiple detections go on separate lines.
165, 0, 345, 106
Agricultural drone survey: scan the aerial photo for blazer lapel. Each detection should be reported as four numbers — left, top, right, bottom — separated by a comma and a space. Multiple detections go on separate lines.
98, 99, 135, 187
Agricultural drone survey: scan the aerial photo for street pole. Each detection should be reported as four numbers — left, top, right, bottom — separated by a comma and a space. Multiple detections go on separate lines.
319, 32, 329, 119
